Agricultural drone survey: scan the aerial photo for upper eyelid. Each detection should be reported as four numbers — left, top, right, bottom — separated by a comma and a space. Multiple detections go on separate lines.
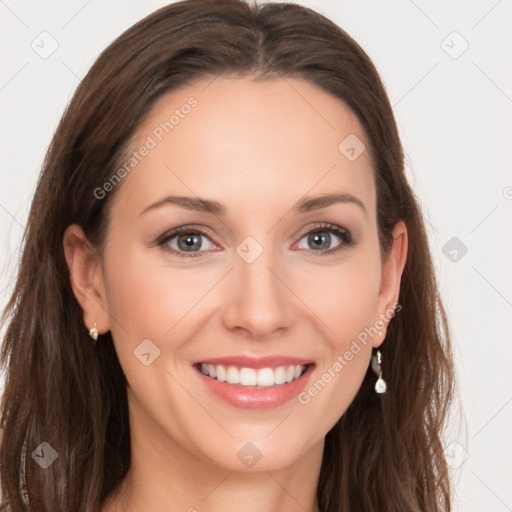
157, 225, 217, 242
297, 223, 348, 236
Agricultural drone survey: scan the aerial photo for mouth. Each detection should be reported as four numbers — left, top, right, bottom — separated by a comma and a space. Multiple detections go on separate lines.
194, 362, 313, 389
192, 355, 316, 409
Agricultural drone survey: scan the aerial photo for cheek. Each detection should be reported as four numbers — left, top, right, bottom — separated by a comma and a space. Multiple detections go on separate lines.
297, 250, 382, 346
291, 251, 380, 422
102, 244, 221, 426
103, 242, 223, 356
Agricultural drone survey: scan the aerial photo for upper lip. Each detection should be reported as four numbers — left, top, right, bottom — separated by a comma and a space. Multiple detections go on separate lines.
194, 355, 314, 369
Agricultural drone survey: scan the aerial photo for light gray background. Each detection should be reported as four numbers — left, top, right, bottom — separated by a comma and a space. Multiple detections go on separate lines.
1, 1, 511, 510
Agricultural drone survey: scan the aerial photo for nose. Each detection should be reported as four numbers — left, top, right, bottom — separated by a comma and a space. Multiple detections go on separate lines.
220, 249, 297, 339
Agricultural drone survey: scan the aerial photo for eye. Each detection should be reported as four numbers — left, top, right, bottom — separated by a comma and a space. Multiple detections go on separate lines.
157, 226, 217, 257
294, 223, 352, 255
156, 223, 353, 258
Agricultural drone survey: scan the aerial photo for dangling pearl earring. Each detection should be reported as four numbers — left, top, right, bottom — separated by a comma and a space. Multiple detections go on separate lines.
88, 322, 99, 345
371, 348, 387, 393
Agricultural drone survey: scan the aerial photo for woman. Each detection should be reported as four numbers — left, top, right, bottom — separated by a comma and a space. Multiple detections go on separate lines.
0, 0, 454, 510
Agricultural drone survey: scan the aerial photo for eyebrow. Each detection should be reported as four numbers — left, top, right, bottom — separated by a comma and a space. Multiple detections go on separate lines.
139, 193, 366, 217
296, 193, 366, 216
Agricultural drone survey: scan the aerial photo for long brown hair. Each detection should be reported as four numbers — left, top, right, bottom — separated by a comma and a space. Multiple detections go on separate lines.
0, 1, 454, 510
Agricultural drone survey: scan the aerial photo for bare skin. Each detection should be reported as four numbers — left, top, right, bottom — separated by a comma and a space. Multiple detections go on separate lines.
63, 76, 407, 512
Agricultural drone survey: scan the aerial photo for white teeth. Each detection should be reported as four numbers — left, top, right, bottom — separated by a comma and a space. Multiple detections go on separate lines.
274, 366, 286, 385
216, 365, 226, 382
240, 367, 257, 386
226, 366, 239, 384
256, 368, 274, 387
199, 363, 308, 387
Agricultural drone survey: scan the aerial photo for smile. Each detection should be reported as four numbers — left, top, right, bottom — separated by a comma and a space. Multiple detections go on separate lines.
193, 360, 315, 409
198, 363, 308, 388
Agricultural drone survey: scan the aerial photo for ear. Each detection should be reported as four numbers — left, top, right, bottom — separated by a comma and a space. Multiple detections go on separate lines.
62, 224, 110, 335
372, 220, 408, 348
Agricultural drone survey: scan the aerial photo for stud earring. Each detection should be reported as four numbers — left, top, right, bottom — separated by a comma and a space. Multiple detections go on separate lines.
371, 350, 387, 393
88, 322, 99, 345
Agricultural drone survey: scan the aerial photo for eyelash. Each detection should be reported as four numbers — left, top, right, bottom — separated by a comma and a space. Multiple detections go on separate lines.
156, 223, 353, 258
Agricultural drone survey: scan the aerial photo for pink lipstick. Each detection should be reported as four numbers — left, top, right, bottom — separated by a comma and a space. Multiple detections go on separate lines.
192, 355, 315, 409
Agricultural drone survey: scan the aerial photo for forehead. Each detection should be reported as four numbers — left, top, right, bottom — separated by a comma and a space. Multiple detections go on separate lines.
113, 75, 375, 218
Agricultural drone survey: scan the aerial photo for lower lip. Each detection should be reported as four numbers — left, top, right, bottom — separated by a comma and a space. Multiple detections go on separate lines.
194, 364, 315, 409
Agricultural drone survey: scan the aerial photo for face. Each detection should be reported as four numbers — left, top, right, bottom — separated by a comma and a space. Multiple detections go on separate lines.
71, 76, 406, 473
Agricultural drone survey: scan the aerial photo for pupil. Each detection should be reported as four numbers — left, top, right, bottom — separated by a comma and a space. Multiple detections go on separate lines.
178, 233, 202, 251
309, 232, 330, 250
